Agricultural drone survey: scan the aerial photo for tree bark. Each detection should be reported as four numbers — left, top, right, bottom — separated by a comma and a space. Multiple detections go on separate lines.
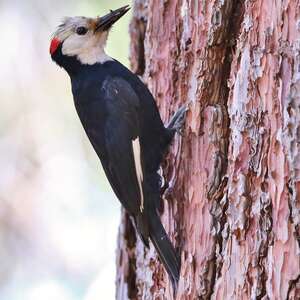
116, 0, 300, 299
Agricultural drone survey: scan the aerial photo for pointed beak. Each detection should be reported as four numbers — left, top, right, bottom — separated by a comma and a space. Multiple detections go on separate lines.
95, 5, 130, 32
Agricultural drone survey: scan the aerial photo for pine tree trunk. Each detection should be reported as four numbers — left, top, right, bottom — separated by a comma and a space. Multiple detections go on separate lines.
116, 1, 300, 299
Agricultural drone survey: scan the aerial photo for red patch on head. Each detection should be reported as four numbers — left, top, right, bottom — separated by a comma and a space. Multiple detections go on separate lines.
50, 38, 61, 55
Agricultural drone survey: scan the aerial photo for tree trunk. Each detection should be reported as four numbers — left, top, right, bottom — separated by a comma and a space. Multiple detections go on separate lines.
116, 0, 300, 299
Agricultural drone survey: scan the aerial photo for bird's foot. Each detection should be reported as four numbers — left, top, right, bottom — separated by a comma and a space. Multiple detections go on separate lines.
167, 101, 191, 135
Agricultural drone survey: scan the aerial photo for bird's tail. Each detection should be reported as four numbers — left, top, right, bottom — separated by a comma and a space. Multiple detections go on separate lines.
148, 211, 181, 290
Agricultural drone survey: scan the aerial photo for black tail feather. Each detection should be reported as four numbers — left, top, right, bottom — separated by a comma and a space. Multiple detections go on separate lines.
148, 212, 181, 290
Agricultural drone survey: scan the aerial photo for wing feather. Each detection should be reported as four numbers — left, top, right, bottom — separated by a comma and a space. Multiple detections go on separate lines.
102, 77, 144, 215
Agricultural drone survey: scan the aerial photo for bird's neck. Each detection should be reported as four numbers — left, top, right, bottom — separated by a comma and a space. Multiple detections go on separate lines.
75, 47, 113, 65
52, 44, 112, 76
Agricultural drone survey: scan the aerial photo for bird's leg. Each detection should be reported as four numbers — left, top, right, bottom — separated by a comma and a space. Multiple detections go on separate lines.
167, 102, 191, 135
158, 166, 174, 202
157, 166, 169, 198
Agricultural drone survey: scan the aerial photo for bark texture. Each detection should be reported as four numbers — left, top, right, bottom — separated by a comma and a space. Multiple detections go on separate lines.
116, 1, 300, 299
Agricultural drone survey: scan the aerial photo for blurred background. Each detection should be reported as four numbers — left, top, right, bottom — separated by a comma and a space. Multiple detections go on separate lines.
0, 0, 132, 299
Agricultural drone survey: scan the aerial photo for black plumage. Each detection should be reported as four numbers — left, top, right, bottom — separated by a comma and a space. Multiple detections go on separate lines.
51, 8, 187, 289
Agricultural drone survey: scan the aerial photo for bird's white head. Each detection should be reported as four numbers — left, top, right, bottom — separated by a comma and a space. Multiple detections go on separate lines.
50, 5, 130, 66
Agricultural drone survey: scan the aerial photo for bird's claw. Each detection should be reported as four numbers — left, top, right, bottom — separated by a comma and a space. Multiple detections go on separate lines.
167, 102, 191, 135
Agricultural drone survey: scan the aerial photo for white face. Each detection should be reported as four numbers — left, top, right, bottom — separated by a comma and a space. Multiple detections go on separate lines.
54, 17, 112, 65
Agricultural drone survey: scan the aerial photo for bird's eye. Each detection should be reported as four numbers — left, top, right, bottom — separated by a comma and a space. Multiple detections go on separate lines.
76, 26, 88, 35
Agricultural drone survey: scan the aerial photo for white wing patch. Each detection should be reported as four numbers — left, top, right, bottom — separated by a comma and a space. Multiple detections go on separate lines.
132, 137, 144, 212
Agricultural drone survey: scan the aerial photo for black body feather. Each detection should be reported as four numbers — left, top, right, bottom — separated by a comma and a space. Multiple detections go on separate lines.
52, 46, 180, 288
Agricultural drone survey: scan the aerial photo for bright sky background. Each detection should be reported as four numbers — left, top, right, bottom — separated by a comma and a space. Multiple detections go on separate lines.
0, 0, 132, 299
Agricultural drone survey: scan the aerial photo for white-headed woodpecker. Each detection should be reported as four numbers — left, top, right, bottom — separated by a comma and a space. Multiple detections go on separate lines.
50, 5, 187, 289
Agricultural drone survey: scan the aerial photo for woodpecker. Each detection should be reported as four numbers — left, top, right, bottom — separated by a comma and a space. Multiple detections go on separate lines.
50, 5, 187, 289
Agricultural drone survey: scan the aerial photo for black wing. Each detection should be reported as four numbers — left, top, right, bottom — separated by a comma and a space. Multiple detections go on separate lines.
100, 77, 145, 216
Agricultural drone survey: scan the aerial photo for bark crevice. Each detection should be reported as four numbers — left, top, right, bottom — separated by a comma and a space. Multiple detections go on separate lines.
129, 0, 148, 76
287, 274, 300, 300
205, 0, 245, 297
